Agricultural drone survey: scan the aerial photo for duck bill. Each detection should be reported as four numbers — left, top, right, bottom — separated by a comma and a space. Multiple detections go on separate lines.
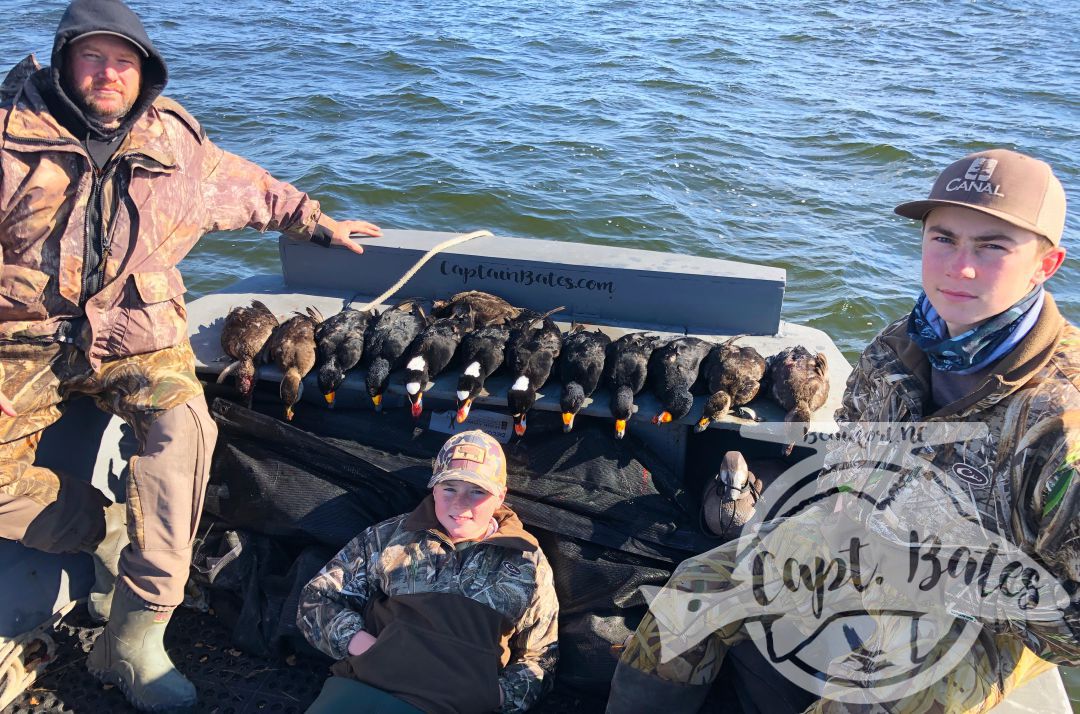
614, 418, 627, 439
513, 414, 527, 437
284, 405, 295, 421
410, 394, 424, 420
324, 391, 336, 408
456, 399, 472, 424
561, 412, 575, 432
652, 411, 673, 425
695, 417, 710, 433
371, 393, 383, 412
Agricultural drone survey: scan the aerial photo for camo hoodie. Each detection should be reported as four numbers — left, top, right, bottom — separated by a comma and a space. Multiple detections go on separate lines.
0, 53, 324, 367
298, 496, 559, 714
608, 293, 1080, 713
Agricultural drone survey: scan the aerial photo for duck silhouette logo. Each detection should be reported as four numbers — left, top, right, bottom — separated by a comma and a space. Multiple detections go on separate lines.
640, 420, 1071, 704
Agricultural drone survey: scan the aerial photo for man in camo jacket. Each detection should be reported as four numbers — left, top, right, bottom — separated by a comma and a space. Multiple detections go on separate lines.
0, 0, 380, 709
299, 430, 559, 714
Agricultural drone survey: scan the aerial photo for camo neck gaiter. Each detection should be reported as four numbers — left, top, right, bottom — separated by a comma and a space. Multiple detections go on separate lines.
907, 286, 1044, 374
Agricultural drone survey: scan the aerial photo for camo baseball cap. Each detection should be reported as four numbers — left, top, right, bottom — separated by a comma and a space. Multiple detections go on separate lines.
428, 430, 507, 495
895, 149, 1066, 246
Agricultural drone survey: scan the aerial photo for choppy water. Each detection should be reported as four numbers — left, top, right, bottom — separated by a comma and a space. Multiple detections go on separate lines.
7, 0, 1078, 363
6, 0, 1080, 704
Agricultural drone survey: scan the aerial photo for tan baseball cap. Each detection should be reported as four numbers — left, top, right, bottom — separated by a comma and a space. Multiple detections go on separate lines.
428, 430, 507, 495
895, 149, 1066, 246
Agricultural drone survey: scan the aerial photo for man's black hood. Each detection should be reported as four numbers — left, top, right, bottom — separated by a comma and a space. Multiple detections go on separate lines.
37, 0, 168, 142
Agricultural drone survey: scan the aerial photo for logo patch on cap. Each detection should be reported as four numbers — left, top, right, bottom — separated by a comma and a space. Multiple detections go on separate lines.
963, 158, 997, 182
451, 444, 486, 464
945, 157, 1006, 198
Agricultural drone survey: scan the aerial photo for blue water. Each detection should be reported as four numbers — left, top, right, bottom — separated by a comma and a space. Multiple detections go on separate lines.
4, 0, 1079, 702
6, 0, 1077, 362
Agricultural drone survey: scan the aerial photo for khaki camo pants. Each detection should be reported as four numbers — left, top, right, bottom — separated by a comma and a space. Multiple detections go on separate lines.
0, 339, 216, 609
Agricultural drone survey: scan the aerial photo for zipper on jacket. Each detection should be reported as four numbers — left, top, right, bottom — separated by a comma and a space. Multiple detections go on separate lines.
80, 156, 125, 303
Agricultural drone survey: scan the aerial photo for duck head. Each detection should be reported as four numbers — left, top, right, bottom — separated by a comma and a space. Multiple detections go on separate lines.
696, 392, 733, 432
405, 366, 426, 420
611, 386, 634, 439
717, 451, 751, 501
653, 390, 693, 425
508, 375, 535, 436
280, 371, 303, 421
317, 361, 343, 408
560, 382, 585, 433
366, 358, 390, 412
456, 367, 482, 423
236, 359, 257, 400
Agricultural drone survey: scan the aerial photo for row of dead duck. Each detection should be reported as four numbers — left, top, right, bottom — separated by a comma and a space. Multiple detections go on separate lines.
218, 290, 830, 443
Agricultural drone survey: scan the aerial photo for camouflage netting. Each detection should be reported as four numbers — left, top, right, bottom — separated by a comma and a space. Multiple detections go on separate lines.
201, 395, 715, 692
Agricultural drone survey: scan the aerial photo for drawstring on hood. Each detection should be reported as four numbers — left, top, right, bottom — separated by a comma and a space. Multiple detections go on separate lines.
37, 0, 168, 143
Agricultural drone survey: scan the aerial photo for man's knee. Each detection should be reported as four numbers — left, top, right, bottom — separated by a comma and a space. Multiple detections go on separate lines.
120, 395, 216, 607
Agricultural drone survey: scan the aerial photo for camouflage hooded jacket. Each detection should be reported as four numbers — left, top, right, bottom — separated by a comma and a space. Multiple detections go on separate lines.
608, 294, 1079, 714
298, 496, 559, 714
828, 292, 1080, 666
0, 57, 324, 366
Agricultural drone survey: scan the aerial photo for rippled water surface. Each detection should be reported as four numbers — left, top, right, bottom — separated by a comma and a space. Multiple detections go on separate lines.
5, 0, 1079, 699
7, 0, 1078, 362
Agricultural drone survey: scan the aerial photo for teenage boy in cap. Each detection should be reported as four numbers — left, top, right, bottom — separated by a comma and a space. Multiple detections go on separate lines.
299, 430, 559, 714
607, 149, 1079, 713
0, 0, 380, 709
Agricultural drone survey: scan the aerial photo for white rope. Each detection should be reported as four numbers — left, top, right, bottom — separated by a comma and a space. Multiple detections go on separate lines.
355, 230, 493, 313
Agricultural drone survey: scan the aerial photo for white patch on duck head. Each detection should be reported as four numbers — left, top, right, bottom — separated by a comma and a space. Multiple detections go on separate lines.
464, 361, 481, 378
511, 375, 530, 392
406, 382, 421, 395
406, 356, 426, 372
456, 390, 470, 401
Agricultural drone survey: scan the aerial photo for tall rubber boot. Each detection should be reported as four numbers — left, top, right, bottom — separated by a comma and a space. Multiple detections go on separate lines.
86, 583, 197, 712
85, 501, 129, 622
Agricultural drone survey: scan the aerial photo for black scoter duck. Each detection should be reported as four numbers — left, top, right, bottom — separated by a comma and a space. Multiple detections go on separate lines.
315, 306, 376, 408
604, 332, 662, 439
558, 325, 611, 432
648, 336, 712, 425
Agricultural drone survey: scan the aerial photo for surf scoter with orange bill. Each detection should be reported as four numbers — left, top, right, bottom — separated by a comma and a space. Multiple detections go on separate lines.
455, 321, 513, 423
558, 325, 611, 432
505, 309, 563, 436
402, 312, 473, 419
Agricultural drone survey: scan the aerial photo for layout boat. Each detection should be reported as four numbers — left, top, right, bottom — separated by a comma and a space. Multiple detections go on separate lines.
0, 231, 1069, 712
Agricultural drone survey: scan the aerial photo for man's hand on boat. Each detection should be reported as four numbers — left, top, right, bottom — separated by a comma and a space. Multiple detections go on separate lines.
320, 216, 382, 255
0, 390, 16, 418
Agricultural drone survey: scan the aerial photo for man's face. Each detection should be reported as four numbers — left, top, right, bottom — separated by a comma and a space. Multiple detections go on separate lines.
65, 34, 142, 126
921, 205, 1065, 336
433, 479, 505, 543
